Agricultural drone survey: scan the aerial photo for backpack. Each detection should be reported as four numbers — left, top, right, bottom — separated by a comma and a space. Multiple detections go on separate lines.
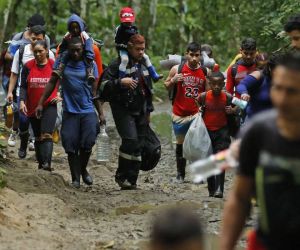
168, 60, 208, 104
199, 91, 240, 137
140, 125, 161, 171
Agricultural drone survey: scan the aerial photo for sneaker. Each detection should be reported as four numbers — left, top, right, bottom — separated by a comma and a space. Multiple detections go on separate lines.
8, 131, 17, 147
28, 140, 35, 151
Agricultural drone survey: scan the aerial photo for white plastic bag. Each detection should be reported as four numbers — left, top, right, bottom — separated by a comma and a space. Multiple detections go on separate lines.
183, 113, 212, 161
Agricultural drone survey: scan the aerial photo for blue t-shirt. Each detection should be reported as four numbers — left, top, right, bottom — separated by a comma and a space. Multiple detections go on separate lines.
55, 60, 98, 114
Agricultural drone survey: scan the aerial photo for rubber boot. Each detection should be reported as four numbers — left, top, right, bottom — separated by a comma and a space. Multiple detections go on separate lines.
34, 141, 42, 169
68, 153, 81, 188
207, 176, 216, 197
40, 140, 53, 171
214, 172, 225, 198
176, 144, 186, 183
147, 65, 163, 82
115, 156, 137, 190
127, 159, 140, 189
80, 149, 93, 185
18, 131, 29, 159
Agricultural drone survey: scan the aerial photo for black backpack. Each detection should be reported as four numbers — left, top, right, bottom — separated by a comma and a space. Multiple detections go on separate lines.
140, 125, 161, 171
199, 92, 240, 137
168, 60, 208, 104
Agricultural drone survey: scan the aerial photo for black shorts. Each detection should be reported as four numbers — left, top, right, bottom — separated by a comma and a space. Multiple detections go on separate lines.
61, 111, 100, 154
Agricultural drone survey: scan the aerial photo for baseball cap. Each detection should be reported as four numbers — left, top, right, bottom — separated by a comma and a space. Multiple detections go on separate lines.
119, 7, 135, 23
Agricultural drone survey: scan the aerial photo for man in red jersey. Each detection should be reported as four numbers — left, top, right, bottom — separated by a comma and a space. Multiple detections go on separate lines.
226, 38, 257, 98
226, 38, 257, 133
165, 42, 207, 182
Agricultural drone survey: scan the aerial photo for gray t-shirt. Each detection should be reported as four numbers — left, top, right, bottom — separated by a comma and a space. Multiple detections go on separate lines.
239, 109, 300, 249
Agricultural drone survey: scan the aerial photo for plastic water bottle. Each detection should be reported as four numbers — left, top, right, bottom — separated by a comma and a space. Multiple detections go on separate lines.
0, 84, 6, 107
188, 149, 238, 183
5, 104, 14, 128
232, 97, 248, 110
96, 125, 110, 163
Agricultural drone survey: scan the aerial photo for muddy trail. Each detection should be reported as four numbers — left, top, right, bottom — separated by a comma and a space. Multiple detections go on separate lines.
0, 102, 250, 250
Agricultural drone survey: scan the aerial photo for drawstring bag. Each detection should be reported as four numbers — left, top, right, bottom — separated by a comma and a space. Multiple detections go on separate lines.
183, 113, 212, 161
140, 125, 161, 171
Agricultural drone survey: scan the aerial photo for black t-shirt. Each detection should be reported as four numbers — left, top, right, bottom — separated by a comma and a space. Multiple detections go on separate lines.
238, 109, 300, 250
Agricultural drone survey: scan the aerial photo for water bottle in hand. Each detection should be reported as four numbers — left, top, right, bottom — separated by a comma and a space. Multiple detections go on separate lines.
232, 97, 248, 110
96, 125, 110, 163
188, 149, 238, 183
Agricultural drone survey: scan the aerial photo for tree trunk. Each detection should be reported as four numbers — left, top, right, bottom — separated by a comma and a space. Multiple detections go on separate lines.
1, 0, 23, 51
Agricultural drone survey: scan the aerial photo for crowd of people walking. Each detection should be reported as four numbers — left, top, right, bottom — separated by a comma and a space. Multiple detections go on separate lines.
1, 7, 300, 250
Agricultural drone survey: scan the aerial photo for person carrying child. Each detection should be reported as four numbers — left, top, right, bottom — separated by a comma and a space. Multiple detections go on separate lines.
53, 14, 95, 83
115, 7, 162, 81
199, 71, 236, 198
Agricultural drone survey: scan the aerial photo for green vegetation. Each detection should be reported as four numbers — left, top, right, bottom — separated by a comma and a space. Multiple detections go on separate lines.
1, 0, 300, 68
151, 112, 172, 142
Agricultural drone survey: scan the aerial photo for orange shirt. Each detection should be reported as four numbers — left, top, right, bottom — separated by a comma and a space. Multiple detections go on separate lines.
202, 90, 228, 131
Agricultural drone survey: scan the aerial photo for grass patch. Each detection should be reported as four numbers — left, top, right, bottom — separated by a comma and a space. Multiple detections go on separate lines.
151, 112, 172, 143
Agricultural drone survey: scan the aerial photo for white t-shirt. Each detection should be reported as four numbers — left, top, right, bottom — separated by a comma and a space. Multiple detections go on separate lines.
11, 44, 55, 74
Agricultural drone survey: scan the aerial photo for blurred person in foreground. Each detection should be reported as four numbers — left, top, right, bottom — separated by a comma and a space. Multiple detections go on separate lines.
221, 51, 300, 250
150, 207, 204, 250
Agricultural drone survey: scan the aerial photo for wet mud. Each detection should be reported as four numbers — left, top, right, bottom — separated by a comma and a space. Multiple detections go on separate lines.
0, 102, 251, 249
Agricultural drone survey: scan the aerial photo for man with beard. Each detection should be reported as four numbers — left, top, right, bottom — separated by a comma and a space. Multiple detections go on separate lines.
221, 51, 300, 250
284, 13, 300, 51
165, 42, 207, 182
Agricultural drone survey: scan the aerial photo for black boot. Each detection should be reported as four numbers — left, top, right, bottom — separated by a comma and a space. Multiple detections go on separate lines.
80, 149, 93, 185
40, 140, 53, 171
68, 153, 81, 188
115, 155, 137, 190
34, 141, 42, 169
18, 131, 29, 159
127, 159, 140, 188
214, 172, 225, 198
176, 144, 186, 183
207, 176, 216, 197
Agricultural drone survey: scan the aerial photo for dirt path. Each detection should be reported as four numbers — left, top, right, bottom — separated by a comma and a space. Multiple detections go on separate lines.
0, 102, 249, 250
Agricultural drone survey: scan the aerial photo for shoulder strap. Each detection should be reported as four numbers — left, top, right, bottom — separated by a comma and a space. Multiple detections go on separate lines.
225, 92, 232, 106
200, 92, 207, 106
177, 60, 185, 74
200, 66, 208, 76
169, 61, 185, 104
231, 63, 238, 79
19, 44, 25, 72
